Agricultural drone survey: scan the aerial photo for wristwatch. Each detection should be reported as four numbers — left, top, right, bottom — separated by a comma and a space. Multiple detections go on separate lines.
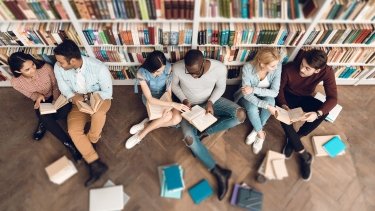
316, 111, 322, 119
83, 94, 89, 102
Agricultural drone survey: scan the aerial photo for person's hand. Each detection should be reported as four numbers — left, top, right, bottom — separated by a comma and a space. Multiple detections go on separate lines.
71, 94, 84, 105
172, 102, 190, 112
302, 112, 318, 122
241, 85, 253, 95
162, 109, 172, 118
267, 105, 277, 116
205, 101, 214, 115
281, 104, 290, 110
182, 99, 192, 108
34, 94, 45, 109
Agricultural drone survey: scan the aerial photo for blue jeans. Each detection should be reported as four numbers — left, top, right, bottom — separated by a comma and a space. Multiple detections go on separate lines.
180, 97, 243, 170
239, 96, 275, 132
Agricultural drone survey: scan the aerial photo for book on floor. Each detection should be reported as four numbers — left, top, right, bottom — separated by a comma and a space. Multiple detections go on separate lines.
322, 136, 346, 158
103, 180, 130, 210
312, 135, 345, 157
77, 93, 104, 115
39, 95, 68, 115
89, 185, 124, 211
181, 105, 217, 132
236, 185, 263, 211
45, 156, 77, 185
314, 92, 342, 123
157, 164, 184, 199
275, 106, 304, 125
188, 179, 213, 204
146, 92, 173, 120
258, 150, 288, 180
163, 164, 184, 192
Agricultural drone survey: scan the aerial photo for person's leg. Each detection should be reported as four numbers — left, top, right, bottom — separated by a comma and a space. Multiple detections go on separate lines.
238, 97, 262, 146
297, 96, 328, 137
138, 109, 180, 139
87, 100, 111, 143
259, 97, 275, 127
33, 107, 46, 141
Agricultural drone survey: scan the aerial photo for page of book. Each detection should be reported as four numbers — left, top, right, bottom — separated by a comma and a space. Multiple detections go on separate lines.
181, 105, 205, 122
90, 93, 103, 112
275, 106, 304, 125
39, 103, 57, 115
191, 113, 217, 132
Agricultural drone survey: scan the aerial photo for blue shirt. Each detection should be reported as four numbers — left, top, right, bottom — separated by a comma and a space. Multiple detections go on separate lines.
54, 56, 113, 100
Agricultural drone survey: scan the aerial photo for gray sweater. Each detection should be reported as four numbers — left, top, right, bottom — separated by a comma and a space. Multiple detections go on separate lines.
172, 59, 227, 105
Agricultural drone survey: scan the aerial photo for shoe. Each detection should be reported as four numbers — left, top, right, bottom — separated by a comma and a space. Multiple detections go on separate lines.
62, 139, 82, 162
299, 152, 314, 181
245, 130, 257, 145
211, 165, 232, 200
33, 121, 46, 141
125, 133, 143, 149
84, 160, 108, 187
252, 134, 265, 154
129, 118, 149, 135
282, 138, 293, 159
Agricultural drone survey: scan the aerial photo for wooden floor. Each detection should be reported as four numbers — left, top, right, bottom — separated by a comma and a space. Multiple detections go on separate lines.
0, 85, 374, 211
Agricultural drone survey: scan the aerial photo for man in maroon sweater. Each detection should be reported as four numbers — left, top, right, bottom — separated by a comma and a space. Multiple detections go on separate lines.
276, 49, 338, 181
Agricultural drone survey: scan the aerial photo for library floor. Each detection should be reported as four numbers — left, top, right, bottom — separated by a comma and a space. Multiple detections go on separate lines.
0, 85, 374, 211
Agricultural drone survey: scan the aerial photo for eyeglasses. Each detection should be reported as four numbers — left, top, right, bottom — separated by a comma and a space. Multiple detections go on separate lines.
185, 60, 205, 78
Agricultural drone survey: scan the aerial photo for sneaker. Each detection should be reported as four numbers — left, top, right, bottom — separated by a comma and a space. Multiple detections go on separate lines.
129, 118, 149, 135
253, 135, 265, 154
300, 152, 314, 181
245, 130, 257, 145
282, 138, 294, 159
125, 133, 143, 149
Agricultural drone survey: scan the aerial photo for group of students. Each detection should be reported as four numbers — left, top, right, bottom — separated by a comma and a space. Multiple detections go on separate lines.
9, 39, 337, 200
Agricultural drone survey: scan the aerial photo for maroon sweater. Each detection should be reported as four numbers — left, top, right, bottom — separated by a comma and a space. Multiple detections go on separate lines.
276, 61, 338, 115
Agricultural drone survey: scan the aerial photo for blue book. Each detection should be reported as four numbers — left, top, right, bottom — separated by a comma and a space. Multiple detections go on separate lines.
163, 165, 184, 192
188, 179, 213, 204
323, 136, 346, 158
157, 166, 182, 199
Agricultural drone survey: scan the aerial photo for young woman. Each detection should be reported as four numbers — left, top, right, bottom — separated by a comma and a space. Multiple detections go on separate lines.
234, 48, 282, 154
126, 50, 189, 149
9, 52, 81, 161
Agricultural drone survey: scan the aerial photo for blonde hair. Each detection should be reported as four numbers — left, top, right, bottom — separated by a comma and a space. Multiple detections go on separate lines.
251, 48, 281, 70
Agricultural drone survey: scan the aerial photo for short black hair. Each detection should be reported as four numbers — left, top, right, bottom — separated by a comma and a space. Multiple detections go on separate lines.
184, 49, 203, 67
303, 49, 327, 69
8, 52, 45, 78
53, 39, 82, 62
140, 50, 167, 73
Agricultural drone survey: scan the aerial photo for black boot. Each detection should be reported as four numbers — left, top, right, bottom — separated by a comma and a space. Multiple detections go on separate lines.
33, 121, 46, 141
211, 165, 232, 200
62, 139, 82, 162
84, 160, 108, 187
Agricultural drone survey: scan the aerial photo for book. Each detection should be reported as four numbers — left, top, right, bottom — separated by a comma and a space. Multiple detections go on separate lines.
323, 136, 346, 158
302, 0, 318, 18
45, 156, 77, 185
146, 92, 173, 120
275, 106, 304, 125
39, 95, 68, 115
77, 93, 104, 115
314, 92, 342, 123
103, 180, 130, 210
230, 183, 241, 205
89, 185, 124, 211
236, 186, 263, 211
181, 105, 217, 132
157, 165, 183, 199
188, 179, 213, 204
163, 164, 184, 192
258, 150, 287, 180
312, 135, 345, 157
271, 159, 288, 180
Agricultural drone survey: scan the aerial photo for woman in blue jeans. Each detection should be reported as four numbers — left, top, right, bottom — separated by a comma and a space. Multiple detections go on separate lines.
125, 51, 189, 149
234, 48, 282, 154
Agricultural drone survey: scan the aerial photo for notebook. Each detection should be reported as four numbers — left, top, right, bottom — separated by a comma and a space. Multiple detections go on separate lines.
323, 136, 346, 158
89, 185, 124, 211
103, 180, 129, 210
188, 179, 213, 204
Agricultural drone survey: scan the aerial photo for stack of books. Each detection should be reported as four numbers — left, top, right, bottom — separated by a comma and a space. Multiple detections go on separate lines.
45, 156, 77, 185
258, 151, 288, 181
157, 164, 185, 199
312, 135, 346, 158
230, 183, 263, 211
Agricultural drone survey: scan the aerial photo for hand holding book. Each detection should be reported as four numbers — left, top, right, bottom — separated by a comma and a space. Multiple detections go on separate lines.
302, 112, 318, 122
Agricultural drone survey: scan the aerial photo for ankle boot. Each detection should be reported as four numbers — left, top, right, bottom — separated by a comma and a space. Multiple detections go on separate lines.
211, 165, 232, 200
84, 160, 108, 187
62, 139, 82, 162
33, 121, 46, 141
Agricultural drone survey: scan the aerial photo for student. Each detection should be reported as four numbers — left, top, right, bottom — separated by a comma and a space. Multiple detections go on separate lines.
9, 52, 82, 162
53, 40, 113, 186
276, 49, 338, 181
126, 51, 189, 149
234, 48, 281, 154
172, 49, 246, 200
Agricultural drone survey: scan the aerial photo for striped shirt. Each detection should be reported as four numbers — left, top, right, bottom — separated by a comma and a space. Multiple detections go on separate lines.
11, 63, 60, 101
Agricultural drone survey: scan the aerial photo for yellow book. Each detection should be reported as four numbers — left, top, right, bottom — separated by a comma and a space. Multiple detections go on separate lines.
275, 106, 304, 125
77, 93, 104, 115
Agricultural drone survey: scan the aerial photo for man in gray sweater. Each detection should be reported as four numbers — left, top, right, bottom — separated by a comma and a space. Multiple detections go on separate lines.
172, 50, 246, 200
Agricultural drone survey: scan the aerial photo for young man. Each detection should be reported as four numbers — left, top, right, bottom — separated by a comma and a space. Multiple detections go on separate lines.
53, 40, 113, 186
172, 49, 246, 200
276, 49, 338, 181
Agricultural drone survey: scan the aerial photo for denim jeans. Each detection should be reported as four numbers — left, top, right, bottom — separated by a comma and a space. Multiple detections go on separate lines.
238, 96, 275, 132
180, 97, 243, 170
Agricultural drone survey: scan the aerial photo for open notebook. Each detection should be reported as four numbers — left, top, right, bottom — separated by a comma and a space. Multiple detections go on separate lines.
146, 92, 173, 120
181, 105, 217, 132
39, 95, 68, 115
77, 93, 103, 115
275, 106, 304, 125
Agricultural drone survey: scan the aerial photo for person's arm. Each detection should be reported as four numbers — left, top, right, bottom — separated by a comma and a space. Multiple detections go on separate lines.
53, 64, 75, 99
171, 66, 188, 102
252, 63, 282, 97
208, 64, 226, 104
276, 64, 289, 107
45, 64, 60, 101
95, 64, 113, 100
320, 67, 338, 114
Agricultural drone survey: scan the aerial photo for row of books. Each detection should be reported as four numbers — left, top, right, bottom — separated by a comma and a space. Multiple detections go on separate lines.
70, 0, 194, 20
325, 47, 375, 64
333, 66, 369, 79
197, 23, 307, 46
0, 0, 68, 20
82, 23, 193, 46
322, 0, 375, 21
0, 23, 81, 47
304, 24, 375, 45
200, 0, 311, 19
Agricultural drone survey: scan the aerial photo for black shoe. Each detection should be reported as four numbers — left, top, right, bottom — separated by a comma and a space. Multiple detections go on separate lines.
211, 165, 232, 200
282, 138, 293, 159
84, 160, 108, 187
62, 139, 82, 162
299, 152, 314, 181
33, 122, 46, 141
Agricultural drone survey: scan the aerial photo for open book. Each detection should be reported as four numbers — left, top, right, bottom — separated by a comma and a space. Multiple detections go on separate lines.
181, 105, 217, 132
275, 106, 304, 125
39, 95, 68, 115
77, 93, 103, 115
146, 92, 173, 120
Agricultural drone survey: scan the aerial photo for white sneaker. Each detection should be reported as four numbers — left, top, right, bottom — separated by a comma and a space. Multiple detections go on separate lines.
129, 118, 149, 135
253, 136, 265, 154
245, 130, 257, 145
125, 133, 143, 149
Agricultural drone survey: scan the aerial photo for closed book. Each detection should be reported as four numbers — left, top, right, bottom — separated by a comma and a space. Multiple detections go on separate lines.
236, 186, 263, 211
163, 164, 184, 191
45, 156, 77, 185
323, 136, 346, 158
89, 185, 124, 211
188, 179, 213, 204
312, 135, 344, 157
230, 184, 241, 205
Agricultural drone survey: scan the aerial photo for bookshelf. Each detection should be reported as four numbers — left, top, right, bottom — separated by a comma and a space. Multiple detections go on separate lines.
0, 0, 374, 87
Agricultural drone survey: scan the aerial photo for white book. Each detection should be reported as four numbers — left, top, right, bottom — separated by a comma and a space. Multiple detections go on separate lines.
45, 156, 77, 185
89, 185, 124, 211
39, 95, 68, 115
103, 180, 130, 211
181, 105, 217, 132
314, 92, 342, 123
